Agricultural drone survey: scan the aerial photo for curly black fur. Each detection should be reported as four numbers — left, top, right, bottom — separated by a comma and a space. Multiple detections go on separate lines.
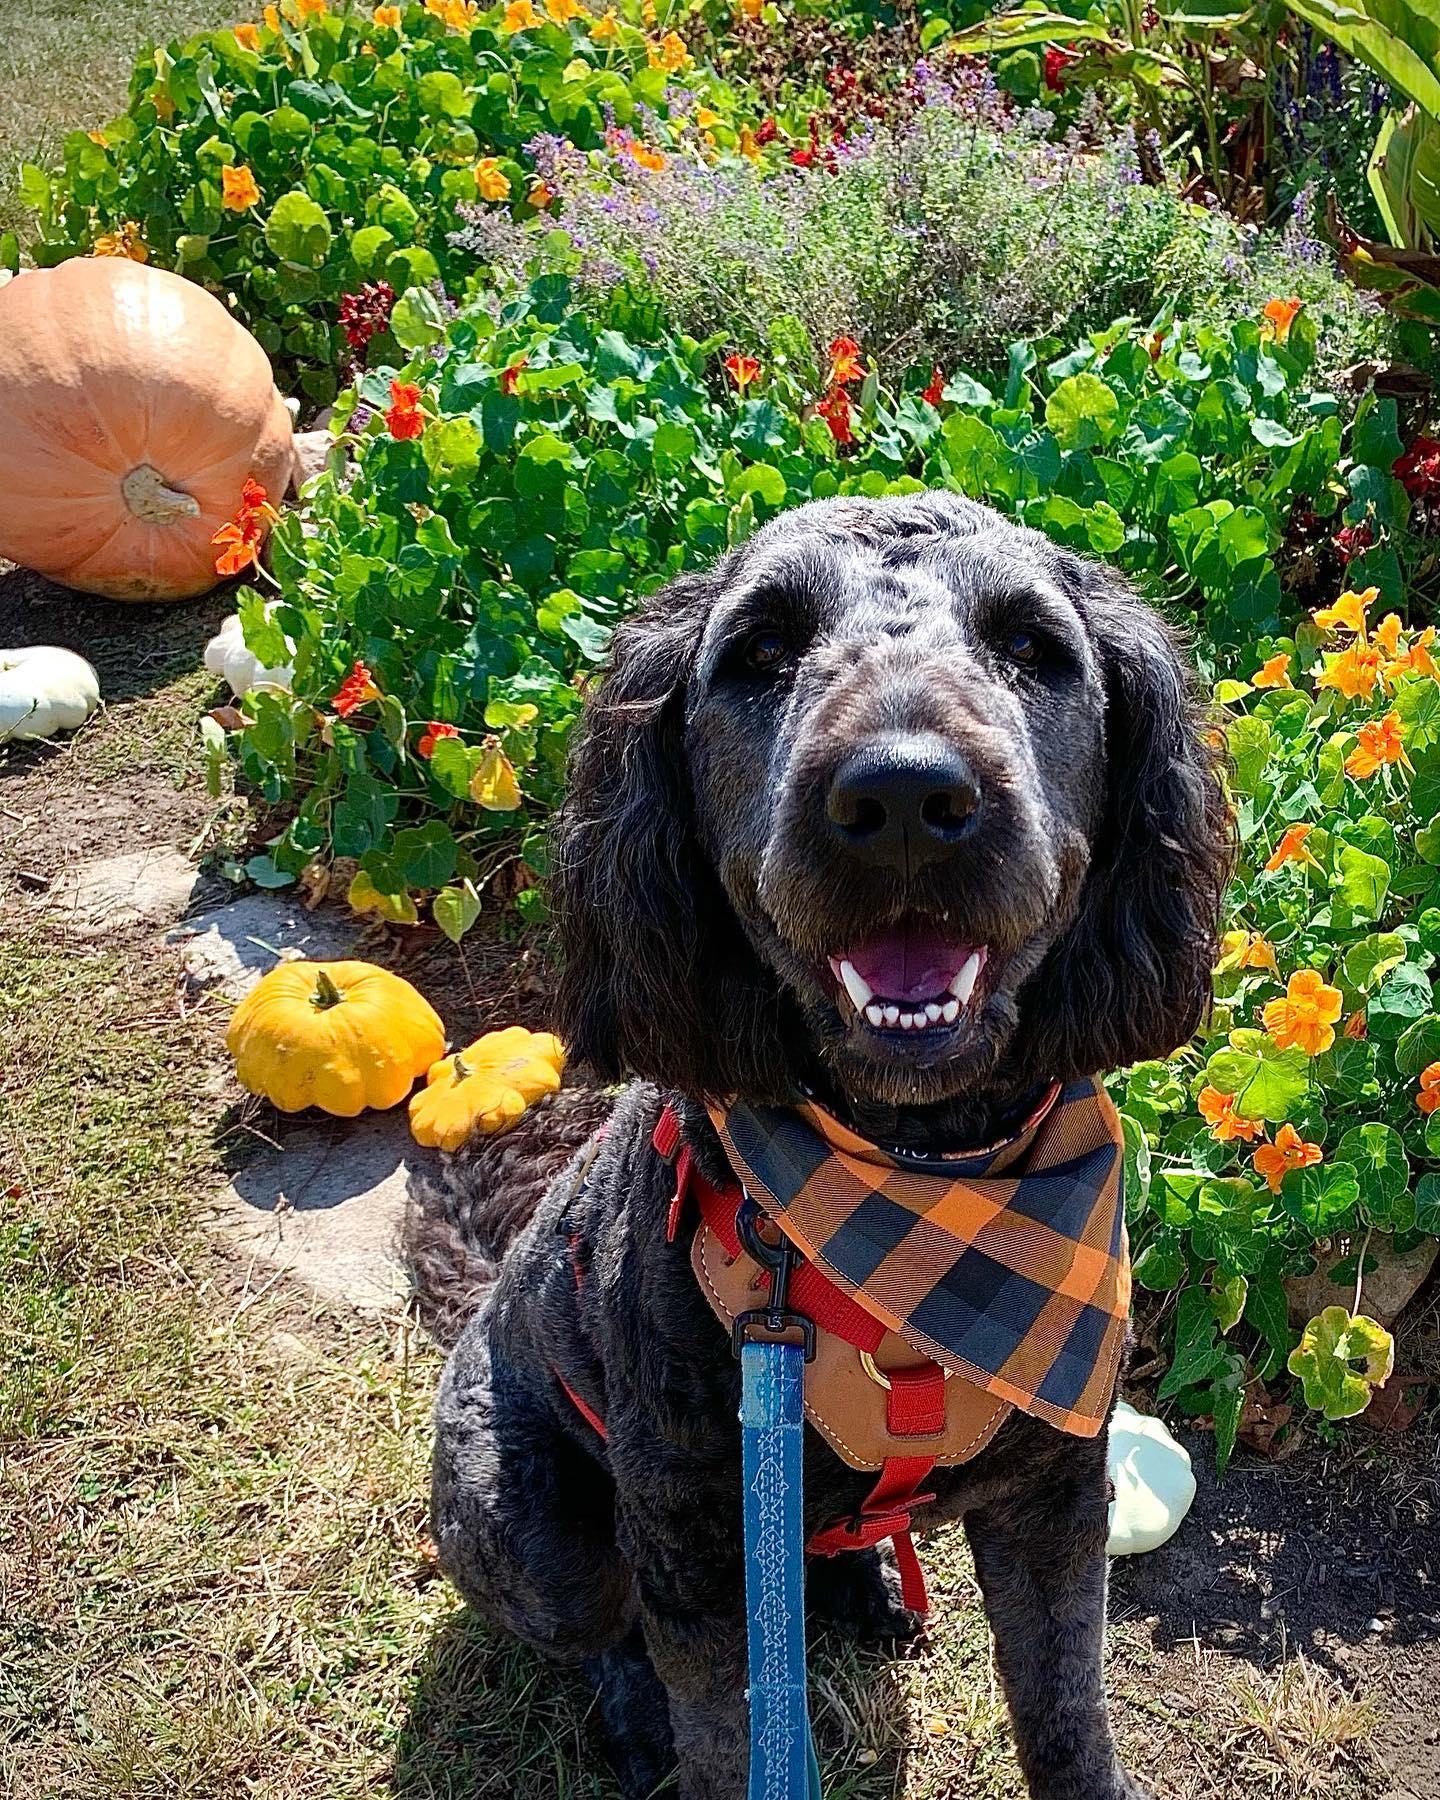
407, 493, 1231, 1799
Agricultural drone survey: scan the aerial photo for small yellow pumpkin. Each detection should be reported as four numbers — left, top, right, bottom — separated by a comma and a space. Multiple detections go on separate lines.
227, 960, 445, 1116
409, 1026, 566, 1150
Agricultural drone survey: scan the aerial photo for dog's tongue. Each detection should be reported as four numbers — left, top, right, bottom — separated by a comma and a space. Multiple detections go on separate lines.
835, 924, 974, 1003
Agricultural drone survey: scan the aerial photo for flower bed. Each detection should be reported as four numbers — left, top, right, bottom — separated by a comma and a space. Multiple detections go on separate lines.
21, 0, 1440, 1447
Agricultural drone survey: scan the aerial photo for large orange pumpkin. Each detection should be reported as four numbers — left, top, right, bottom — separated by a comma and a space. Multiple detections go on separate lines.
0, 260, 295, 601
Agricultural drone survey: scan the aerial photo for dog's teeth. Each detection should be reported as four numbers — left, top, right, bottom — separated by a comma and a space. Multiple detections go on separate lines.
899, 1011, 916, 1030
865, 1002, 884, 1027
942, 998, 960, 1024
883, 1005, 899, 1026
924, 1002, 943, 1023
839, 958, 874, 1013
950, 951, 982, 1007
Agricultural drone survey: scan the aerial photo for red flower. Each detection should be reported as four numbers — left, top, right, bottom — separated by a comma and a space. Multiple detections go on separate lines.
791, 147, 815, 167
337, 280, 395, 353
333, 660, 381, 717
724, 353, 761, 391
818, 385, 854, 446
754, 116, 778, 146
499, 355, 529, 396
827, 336, 864, 386
385, 379, 425, 440
921, 365, 945, 407
418, 720, 460, 758
1334, 520, 1375, 566
1394, 435, 1440, 499
1043, 44, 1079, 90
211, 477, 279, 577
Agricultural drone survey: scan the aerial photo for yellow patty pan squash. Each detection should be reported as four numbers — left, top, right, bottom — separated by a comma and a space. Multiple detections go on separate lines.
409, 1026, 566, 1150
227, 960, 446, 1116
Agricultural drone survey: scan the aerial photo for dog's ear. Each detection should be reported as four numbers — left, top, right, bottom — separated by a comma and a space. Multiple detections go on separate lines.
1022, 563, 1232, 1078
549, 568, 785, 1096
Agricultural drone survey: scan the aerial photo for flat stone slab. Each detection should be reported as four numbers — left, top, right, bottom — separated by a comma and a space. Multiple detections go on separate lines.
46, 846, 209, 936
167, 890, 361, 1001
217, 1110, 421, 1311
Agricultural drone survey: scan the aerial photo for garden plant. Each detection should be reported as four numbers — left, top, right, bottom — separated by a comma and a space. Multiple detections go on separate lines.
15, 0, 1440, 1463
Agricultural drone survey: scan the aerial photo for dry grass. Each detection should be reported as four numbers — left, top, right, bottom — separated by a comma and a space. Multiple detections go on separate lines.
0, 0, 242, 240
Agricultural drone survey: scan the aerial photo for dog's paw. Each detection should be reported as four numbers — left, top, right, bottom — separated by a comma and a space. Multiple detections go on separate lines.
807, 1548, 924, 1644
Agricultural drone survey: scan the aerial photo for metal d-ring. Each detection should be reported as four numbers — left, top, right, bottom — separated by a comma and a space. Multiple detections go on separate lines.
858, 1350, 956, 1391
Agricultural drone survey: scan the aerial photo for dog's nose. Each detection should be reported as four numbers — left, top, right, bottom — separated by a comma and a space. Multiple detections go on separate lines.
825, 734, 982, 869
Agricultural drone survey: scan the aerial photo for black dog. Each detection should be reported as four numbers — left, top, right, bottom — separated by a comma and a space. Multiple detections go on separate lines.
408, 492, 1230, 1799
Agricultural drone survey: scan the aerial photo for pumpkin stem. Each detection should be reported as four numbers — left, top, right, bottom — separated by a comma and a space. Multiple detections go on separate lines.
311, 968, 345, 1010
451, 1054, 471, 1083
121, 464, 202, 525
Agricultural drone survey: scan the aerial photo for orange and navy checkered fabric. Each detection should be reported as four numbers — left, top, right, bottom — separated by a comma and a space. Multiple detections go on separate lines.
708, 1078, 1129, 1439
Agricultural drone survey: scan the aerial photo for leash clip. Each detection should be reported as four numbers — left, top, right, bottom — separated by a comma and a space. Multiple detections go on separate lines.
731, 1193, 816, 1363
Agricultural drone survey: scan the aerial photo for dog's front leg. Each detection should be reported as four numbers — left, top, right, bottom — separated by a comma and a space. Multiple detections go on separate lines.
965, 1467, 1152, 1800
618, 1489, 749, 1800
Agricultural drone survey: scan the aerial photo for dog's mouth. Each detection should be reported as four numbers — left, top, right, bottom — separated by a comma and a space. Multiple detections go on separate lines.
827, 921, 989, 1040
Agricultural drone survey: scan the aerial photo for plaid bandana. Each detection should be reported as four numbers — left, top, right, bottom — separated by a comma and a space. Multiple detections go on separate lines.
707, 1077, 1129, 1438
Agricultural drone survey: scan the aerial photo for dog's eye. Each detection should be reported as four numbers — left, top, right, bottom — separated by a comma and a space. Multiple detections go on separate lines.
743, 630, 789, 674
1005, 630, 1043, 667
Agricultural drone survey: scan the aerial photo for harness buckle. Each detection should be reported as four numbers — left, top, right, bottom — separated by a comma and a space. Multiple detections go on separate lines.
731, 1193, 816, 1362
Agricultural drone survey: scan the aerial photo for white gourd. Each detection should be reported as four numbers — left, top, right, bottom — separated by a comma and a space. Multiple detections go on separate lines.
1106, 1400, 1197, 1556
203, 611, 294, 697
0, 646, 101, 741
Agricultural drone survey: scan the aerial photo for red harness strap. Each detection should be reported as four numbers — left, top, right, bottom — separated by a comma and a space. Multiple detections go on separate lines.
657, 1105, 941, 1614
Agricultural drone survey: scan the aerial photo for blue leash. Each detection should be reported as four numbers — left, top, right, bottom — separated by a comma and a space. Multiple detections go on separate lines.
734, 1198, 823, 1800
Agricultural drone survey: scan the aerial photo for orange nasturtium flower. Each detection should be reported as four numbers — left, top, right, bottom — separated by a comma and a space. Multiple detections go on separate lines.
1197, 1085, 1263, 1143
1345, 712, 1409, 780
385, 379, 426, 440
211, 477, 278, 577
93, 221, 148, 262
1252, 1123, 1323, 1193
296, 0, 327, 16
1317, 640, 1383, 702
235, 21, 262, 48
1390, 625, 1439, 681
333, 661, 381, 718
418, 721, 460, 759
724, 353, 761, 391
625, 138, 666, 171
546, 0, 587, 18
1416, 1063, 1440, 1114
828, 335, 864, 386
264, 2, 282, 28
374, 3, 402, 23
1261, 297, 1302, 343
499, 356, 528, 395
741, 0, 763, 13
738, 125, 761, 161
1373, 612, 1402, 658
503, 0, 543, 26
528, 179, 555, 208
649, 30, 690, 69
475, 158, 511, 201
221, 164, 261, 211
1262, 969, 1343, 1057
589, 5, 620, 37
922, 365, 946, 407
1343, 1009, 1368, 1040
1314, 586, 1376, 636
1252, 651, 1292, 689
1219, 929, 1279, 976
1264, 822, 1320, 873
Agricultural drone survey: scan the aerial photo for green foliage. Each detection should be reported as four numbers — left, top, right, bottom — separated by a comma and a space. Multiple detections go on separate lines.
222, 282, 1409, 936
26, 0, 739, 399
1122, 583, 1440, 1433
